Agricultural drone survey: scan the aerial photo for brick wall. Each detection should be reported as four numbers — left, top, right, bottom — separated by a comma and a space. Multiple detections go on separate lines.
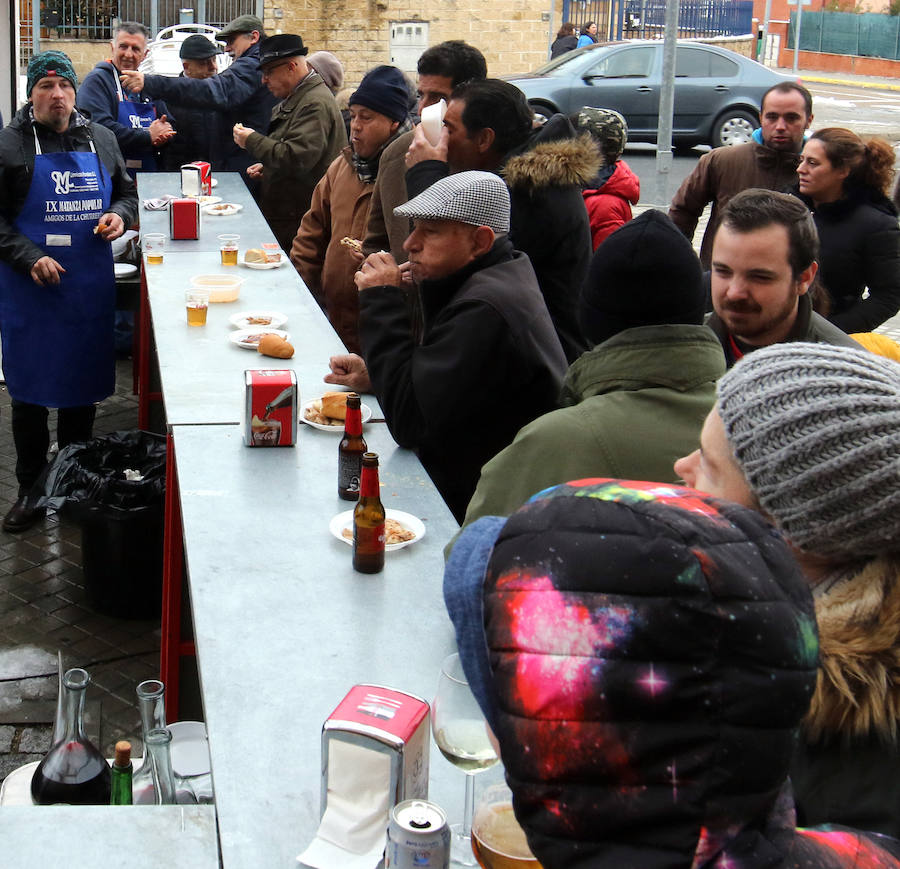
52, 40, 111, 83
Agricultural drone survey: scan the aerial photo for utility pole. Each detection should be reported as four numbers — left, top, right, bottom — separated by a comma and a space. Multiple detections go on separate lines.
656, 0, 679, 192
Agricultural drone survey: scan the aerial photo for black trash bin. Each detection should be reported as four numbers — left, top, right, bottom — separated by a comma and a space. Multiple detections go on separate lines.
36, 431, 167, 619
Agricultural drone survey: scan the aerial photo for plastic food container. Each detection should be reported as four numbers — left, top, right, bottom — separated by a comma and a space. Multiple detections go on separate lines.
189, 274, 243, 302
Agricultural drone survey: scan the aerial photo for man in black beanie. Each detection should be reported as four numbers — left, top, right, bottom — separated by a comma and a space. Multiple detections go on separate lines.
459, 209, 727, 529
290, 65, 412, 353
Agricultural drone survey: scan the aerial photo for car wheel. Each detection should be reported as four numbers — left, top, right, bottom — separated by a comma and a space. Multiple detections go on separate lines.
528, 101, 557, 126
712, 109, 759, 148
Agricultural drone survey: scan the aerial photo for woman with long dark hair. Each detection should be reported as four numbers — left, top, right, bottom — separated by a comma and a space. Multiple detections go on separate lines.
550, 22, 577, 58
794, 127, 900, 332
577, 21, 598, 48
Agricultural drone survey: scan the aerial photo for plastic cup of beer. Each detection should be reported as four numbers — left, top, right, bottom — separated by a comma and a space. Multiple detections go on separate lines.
144, 233, 165, 264
218, 234, 240, 266
472, 784, 542, 869
185, 289, 209, 326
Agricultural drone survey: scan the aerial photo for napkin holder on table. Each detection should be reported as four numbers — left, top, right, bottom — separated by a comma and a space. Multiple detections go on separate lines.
298, 685, 430, 869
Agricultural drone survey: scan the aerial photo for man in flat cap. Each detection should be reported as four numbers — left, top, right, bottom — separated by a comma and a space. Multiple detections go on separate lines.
120, 14, 277, 187
232, 33, 346, 252
0, 51, 138, 532
329, 171, 566, 520
163, 35, 226, 170
79, 21, 175, 173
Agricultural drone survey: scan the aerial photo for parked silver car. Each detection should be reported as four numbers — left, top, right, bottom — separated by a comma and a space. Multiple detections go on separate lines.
504, 41, 796, 148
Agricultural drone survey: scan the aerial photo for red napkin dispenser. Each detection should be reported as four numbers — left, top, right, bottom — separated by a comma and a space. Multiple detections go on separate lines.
169, 198, 201, 240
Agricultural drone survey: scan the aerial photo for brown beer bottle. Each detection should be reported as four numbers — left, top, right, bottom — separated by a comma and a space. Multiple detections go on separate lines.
353, 452, 385, 574
338, 393, 367, 500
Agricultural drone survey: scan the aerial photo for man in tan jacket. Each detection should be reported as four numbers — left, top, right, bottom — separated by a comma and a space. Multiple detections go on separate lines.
290, 66, 411, 353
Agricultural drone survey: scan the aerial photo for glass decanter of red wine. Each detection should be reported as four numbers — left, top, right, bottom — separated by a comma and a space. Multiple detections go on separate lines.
31, 667, 111, 804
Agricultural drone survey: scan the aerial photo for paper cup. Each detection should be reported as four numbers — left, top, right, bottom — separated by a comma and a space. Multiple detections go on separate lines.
420, 98, 447, 146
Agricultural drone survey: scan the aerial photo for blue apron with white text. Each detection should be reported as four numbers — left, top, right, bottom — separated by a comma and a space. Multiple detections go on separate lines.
115, 70, 157, 172
0, 134, 116, 407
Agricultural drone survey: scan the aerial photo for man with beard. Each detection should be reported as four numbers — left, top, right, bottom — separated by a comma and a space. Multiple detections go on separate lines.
707, 189, 860, 367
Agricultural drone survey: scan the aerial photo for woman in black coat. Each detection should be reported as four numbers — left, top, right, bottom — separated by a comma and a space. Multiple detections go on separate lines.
794, 127, 900, 333
550, 22, 577, 59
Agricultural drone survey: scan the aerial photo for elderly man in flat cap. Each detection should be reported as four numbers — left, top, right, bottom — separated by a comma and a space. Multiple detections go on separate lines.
232, 33, 346, 252
0, 51, 137, 532
328, 171, 566, 521
120, 14, 277, 187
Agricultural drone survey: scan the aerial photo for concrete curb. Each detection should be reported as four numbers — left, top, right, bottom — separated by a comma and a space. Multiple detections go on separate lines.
798, 73, 900, 92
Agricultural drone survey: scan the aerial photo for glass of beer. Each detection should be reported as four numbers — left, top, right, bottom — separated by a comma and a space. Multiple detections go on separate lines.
143, 233, 165, 264
218, 234, 240, 266
185, 289, 209, 326
472, 784, 542, 869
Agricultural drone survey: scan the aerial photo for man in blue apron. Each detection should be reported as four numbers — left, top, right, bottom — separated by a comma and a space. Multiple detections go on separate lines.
0, 51, 138, 532
78, 21, 175, 175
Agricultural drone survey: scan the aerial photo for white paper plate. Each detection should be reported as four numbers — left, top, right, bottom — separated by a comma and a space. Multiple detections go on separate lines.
196, 195, 221, 205
329, 509, 426, 551
228, 327, 289, 350
114, 262, 138, 278
240, 253, 286, 270
210, 177, 218, 188
228, 310, 288, 330
168, 721, 211, 778
301, 398, 372, 432
202, 202, 242, 216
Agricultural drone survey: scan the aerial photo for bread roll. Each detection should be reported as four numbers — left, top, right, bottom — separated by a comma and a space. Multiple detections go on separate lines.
257, 333, 294, 358
245, 248, 268, 263
321, 391, 348, 421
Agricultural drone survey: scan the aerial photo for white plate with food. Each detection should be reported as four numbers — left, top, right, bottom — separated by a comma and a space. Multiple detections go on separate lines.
228, 328, 290, 350
203, 202, 242, 216
329, 509, 425, 551
228, 310, 288, 330
196, 195, 222, 206
241, 252, 286, 270
302, 396, 372, 431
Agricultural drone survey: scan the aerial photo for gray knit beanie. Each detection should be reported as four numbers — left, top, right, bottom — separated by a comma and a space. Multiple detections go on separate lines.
717, 342, 900, 558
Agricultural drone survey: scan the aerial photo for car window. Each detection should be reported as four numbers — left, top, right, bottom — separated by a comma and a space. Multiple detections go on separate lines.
675, 47, 740, 78
585, 46, 654, 79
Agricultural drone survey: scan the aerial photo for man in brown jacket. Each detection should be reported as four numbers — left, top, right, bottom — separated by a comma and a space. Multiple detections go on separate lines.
290, 66, 412, 353
668, 81, 813, 267
233, 34, 346, 252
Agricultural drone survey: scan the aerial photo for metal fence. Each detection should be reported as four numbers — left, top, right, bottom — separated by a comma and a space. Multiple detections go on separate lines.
23, 0, 258, 56
619, 0, 753, 40
789, 11, 900, 61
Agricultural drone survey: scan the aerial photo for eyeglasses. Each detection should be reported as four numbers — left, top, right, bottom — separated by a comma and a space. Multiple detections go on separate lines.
261, 60, 292, 79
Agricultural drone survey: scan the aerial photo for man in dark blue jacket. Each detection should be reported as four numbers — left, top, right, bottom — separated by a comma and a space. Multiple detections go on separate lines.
78, 21, 175, 173
120, 14, 277, 188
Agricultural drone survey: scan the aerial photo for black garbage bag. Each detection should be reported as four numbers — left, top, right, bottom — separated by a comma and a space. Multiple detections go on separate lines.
35, 430, 167, 619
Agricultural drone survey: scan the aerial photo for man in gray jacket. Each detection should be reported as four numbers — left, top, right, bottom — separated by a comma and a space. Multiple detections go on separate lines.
232, 33, 346, 252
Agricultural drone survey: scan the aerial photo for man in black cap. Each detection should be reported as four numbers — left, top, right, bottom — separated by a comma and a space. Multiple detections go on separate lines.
232, 34, 346, 252
163, 35, 225, 170
119, 14, 277, 185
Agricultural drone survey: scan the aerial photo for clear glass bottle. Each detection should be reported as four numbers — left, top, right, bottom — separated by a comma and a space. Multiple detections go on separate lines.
144, 728, 178, 805
31, 668, 111, 805
132, 679, 197, 805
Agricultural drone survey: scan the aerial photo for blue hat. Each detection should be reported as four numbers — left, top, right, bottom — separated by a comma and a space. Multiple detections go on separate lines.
349, 65, 409, 124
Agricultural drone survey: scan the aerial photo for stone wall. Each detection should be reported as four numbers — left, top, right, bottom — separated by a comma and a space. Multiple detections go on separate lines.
50, 40, 111, 83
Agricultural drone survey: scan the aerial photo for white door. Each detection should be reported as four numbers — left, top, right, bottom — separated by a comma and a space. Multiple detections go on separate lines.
390, 21, 429, 73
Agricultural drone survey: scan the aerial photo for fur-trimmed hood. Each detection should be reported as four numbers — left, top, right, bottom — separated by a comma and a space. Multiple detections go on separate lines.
804, 555, 900, 743
502, 114, 600, 193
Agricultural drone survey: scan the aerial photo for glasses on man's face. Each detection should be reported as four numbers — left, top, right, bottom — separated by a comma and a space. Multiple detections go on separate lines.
261, 61, 291, 80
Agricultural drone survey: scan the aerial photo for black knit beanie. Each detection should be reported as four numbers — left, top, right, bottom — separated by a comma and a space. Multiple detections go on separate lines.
578, 209, 705, 347
349, 65, 409, 123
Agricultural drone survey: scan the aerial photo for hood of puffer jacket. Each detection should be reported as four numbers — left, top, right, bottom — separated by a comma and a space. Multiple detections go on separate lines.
805, 555, 900, 744
501, 114, 601, 193
445, 479, 820, 869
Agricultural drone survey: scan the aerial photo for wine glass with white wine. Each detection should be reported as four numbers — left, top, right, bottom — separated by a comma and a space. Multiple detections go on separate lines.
432, 652, 500, 866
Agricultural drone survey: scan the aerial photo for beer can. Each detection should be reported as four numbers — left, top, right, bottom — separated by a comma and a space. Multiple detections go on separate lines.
385, 799, 450, 869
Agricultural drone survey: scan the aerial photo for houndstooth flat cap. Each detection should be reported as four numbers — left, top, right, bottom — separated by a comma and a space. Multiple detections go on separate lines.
394, 171, 510, 234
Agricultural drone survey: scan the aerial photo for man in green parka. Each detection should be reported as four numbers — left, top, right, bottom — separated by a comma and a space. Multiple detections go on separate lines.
459, 209, 726, 530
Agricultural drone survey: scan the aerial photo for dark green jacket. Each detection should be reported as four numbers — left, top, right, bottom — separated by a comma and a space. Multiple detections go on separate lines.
460, 324, 725, 527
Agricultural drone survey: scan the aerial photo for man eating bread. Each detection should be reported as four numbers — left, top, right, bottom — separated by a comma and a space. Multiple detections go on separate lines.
331, 171, 566, 521
290, 65, 412, 354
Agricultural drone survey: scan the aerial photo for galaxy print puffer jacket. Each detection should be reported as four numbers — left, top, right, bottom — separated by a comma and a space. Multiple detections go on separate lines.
445, 479, 900, 869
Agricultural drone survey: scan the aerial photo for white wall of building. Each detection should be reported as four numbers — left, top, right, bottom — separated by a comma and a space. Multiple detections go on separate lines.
0, 0, 16, 124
